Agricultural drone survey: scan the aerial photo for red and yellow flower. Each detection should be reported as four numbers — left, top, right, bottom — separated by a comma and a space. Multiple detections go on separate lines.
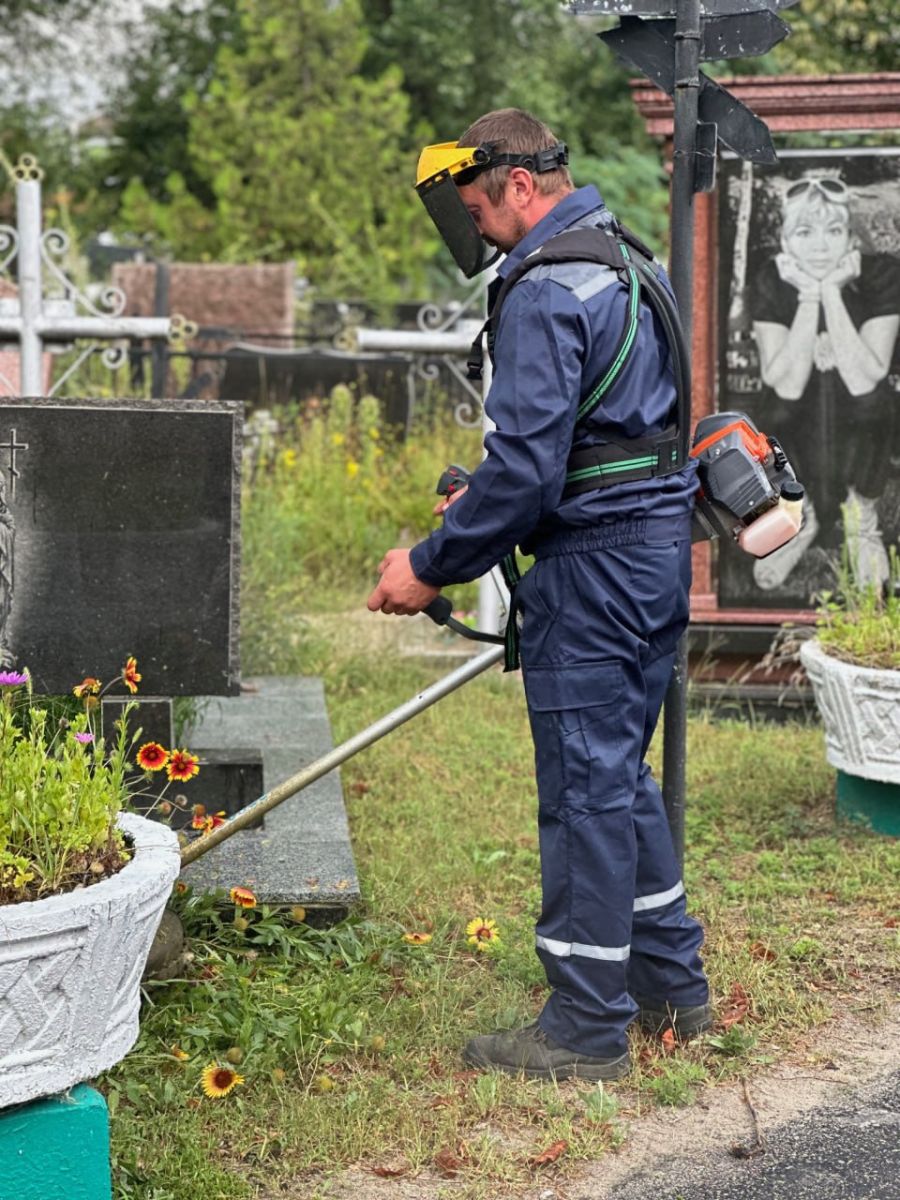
122, 656, 141, 694
200, 1062, 244, 1099
402, 931, 433, 945
136, 741, 169, 772
73, 676, 101, 699
230, 886, 257, 909
167, 748, 200, 782
465, 917, 501, 951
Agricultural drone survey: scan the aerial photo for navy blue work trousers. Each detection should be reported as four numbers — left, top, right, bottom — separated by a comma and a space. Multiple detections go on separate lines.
517, 519, 708, 1059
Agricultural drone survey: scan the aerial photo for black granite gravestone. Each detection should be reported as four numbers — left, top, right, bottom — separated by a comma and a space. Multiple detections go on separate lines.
0, 397, 241, 695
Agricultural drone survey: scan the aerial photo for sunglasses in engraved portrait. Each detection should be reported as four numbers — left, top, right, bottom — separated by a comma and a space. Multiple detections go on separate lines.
785, 177, 850, 202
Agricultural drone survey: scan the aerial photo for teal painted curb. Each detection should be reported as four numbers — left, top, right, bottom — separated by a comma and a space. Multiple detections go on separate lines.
836, 770, 900, 837
0, 1084, 111, 1199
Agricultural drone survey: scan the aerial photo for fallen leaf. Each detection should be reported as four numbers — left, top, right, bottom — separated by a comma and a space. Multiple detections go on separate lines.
366, 1160, 411, 1178
884, 917, 898, 929
719, 982, 751, 1029
749, 941, 777, 962
451, 1069, 480, 1083
660, 1028, 677, 1053
434, 1148, 465, 1177
528, 1140, 568, 1167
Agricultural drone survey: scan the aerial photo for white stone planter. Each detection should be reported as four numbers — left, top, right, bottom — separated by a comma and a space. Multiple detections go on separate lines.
800, 638, 900, 785
0, 813, 180, 1109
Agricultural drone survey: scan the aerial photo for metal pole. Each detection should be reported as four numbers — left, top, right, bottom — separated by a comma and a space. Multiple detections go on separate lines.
16, 179, 43, 397
477, 262, 507, 636
180, 644, 504, 867
151, 261, 170, 398
662, 0, 701, 870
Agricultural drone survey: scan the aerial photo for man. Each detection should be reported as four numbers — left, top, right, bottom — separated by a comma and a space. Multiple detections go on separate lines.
367, 108, 710, 1081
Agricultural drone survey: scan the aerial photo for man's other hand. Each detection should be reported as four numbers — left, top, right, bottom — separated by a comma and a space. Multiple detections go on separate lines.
367, 548, 440, 616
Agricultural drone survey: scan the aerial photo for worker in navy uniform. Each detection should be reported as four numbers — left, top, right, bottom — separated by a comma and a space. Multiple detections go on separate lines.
368, 108, 711, 1080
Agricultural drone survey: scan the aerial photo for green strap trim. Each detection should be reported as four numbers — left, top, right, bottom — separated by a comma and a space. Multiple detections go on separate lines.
566, 455, 657, 483
565, 445, 679, 485
576, 261, 640, 421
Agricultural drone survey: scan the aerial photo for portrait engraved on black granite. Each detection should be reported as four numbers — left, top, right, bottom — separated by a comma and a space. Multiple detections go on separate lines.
718, 150, 900, 609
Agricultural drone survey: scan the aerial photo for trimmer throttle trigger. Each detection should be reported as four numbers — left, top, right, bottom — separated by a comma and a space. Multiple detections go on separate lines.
436, 464, 471, 498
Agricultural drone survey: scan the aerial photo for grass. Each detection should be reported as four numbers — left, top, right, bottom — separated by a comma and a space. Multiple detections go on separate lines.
103, 399, 899, 1198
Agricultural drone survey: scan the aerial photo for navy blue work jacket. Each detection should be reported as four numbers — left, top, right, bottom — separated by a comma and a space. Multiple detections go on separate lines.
409, 186, 698, 588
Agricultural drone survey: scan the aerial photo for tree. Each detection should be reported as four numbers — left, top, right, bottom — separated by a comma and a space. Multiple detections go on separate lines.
358, 0, 670, 252
779, 0, 899, 75
100, 0, 242, 210
117, 0, 438, 302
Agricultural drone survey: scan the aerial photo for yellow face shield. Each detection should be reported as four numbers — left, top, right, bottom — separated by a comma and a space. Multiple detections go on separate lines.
414, 139, 569, 278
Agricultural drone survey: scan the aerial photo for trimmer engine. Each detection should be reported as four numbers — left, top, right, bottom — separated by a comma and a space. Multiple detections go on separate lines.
690, 412, 806, 558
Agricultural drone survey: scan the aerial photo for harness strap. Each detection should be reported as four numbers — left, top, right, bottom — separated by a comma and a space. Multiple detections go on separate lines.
563, 425, 680, 497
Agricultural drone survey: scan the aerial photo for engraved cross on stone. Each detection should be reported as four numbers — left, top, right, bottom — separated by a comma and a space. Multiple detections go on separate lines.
0, 427, 27, 499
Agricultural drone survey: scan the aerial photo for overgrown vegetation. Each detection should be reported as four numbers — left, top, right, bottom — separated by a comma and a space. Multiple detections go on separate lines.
814, 543, 900, 670
101, 402, 900, 1199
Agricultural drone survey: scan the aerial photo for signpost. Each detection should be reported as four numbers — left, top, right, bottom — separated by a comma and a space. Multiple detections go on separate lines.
569, 0, 797, 864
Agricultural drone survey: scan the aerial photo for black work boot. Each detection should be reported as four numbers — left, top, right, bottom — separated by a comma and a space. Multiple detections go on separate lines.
463, 1022, 630, 1081
635, 998, 714, 1039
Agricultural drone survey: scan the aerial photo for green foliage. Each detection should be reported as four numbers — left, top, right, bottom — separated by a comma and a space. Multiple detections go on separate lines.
0, 679, 130, 902
359, 0, 669, 256
114, 0, 439, 302
241, 385, 480, 629
641, 1061, 709, 1106
779, 0, 900, 75
101, 0, 242, 211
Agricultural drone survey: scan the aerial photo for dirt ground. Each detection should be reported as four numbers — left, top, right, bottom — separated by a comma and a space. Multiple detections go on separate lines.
277, 1000, 900, 1200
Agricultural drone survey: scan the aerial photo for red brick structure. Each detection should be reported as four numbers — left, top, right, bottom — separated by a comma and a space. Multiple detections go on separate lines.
111, 261, 295, 347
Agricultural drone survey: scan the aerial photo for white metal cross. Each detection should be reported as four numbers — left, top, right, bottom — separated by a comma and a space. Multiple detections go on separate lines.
0, 154, 193, 397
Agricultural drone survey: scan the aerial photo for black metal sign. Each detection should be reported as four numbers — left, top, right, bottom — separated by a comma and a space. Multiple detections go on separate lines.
570, 0, 798, 16
597, 8, 791, 167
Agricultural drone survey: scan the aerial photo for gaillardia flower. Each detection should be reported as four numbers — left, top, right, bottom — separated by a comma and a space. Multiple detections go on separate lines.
136, 741, 169, 771
466, 917, 501, 951
402, 931, 433, 945
167, 749, 200, 782
200, 1063, 244, 1099
230, 886, 257, 909
73, 676, 101, 698
122, 656, 141, 694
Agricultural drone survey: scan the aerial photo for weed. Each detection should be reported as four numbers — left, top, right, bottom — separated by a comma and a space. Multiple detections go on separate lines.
642, 1061, 709, 1106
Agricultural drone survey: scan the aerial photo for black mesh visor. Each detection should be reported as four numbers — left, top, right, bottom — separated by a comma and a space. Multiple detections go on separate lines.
418, 173, 493, 279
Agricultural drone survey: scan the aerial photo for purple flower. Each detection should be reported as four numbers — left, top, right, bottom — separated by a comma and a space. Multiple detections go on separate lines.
74, 732, 94, 744
0, 671, 28, 686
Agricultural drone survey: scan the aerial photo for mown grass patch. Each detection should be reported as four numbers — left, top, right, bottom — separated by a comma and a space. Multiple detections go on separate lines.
107, 636, 899, 1199
106, 401, 899, 1198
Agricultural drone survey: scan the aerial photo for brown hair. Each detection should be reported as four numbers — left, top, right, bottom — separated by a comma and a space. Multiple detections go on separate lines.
458, 108, 573, 205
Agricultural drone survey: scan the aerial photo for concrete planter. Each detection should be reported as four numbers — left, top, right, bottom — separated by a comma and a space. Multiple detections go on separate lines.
0, 813, 181, 1109
800, 638, 900, 785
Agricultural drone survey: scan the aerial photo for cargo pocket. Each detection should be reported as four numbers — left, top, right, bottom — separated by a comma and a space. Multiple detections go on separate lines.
524, 661, 624, 812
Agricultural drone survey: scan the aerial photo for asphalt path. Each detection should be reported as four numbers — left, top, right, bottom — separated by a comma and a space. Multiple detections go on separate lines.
600, 1069, 900, 1200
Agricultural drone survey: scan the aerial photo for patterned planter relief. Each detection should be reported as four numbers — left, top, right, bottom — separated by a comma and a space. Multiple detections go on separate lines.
0, 813, 180, 1108
800, 639, 900, 784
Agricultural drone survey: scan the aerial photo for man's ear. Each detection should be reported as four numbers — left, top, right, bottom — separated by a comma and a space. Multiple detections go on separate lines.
507, 166, 535, 207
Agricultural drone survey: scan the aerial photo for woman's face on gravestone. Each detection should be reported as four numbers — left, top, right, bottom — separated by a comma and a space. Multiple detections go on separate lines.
781, 195, 852, 280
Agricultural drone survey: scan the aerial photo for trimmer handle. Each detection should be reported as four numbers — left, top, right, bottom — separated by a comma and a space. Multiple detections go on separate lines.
436, 464, 471, 498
